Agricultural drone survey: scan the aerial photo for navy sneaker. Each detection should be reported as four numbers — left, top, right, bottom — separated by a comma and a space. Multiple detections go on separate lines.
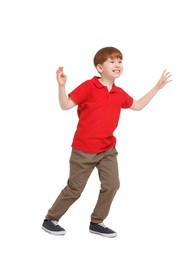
42, 219, 66, 235
89, 222, 117, 238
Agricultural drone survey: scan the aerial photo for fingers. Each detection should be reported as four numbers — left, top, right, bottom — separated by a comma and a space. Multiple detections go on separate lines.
163, 69, 172, 76
56, 66, 64, 75
162, 69, 173, 82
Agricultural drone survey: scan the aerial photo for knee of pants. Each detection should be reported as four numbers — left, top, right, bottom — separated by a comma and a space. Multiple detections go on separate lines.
66, 180, 85, 199
103, 180, 120, 193
115, 180, 120, 191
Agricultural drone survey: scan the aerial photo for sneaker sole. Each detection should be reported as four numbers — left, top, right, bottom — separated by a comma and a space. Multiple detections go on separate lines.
89, 229, 117, 238
42, 226, 66, 236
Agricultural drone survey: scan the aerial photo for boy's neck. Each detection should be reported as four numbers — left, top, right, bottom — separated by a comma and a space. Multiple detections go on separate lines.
98, 77, 114, 91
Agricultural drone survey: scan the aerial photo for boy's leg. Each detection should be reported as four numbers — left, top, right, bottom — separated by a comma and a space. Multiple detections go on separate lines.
90, 147, 120, 223
45, 149, 96, 221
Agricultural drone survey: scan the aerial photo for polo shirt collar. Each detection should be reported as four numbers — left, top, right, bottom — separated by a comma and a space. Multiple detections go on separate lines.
92, 76, 119, 92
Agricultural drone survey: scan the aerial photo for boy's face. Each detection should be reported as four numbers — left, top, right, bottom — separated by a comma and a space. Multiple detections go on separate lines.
97, 57, 123, 79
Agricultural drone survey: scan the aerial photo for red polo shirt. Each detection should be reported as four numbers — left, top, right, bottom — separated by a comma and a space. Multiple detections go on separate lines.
68, 76, 133, 153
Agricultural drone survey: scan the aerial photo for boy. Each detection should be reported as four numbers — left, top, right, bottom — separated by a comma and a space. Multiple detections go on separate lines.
42, 46, 172, 238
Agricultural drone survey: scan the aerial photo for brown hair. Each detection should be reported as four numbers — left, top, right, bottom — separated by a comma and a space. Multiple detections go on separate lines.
93, 47, 123, 67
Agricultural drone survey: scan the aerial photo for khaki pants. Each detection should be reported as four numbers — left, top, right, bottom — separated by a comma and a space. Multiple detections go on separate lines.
46, 147, 120, 223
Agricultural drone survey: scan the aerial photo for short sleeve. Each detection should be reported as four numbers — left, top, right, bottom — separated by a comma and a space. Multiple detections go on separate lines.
68, 82, 88, 105
121, 89, 133, 108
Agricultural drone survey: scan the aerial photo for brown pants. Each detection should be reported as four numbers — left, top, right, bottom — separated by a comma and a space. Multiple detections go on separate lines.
45, 147, 120, 223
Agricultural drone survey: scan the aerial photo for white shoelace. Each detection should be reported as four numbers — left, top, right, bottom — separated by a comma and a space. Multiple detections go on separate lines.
98, 222, 107, 228
51, 220, 58, 226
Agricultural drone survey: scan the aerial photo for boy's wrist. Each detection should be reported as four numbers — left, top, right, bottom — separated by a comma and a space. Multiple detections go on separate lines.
154, 84, 160, 91
58, 83, 65, 88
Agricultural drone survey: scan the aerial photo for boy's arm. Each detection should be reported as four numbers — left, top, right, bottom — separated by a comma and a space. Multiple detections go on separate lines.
58, 86, 76, 110
130, 69, 172, 111
56, 67, 77, 110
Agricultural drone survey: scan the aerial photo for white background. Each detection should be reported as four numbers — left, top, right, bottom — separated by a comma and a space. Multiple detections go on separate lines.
0, 0, 193, 259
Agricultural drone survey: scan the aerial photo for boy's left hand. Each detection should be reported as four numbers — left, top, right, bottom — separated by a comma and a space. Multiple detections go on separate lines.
156, 69, 173, 89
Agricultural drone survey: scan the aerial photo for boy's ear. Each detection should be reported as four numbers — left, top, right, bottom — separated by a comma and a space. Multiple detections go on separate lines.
96, 64, 103, 73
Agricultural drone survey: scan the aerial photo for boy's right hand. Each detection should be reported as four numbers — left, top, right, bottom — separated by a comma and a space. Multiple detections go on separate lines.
56, 66, 67, 87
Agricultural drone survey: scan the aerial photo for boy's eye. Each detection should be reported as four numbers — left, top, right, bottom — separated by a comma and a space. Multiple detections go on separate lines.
109, 59, 122, 63
109, 60, 122, 64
